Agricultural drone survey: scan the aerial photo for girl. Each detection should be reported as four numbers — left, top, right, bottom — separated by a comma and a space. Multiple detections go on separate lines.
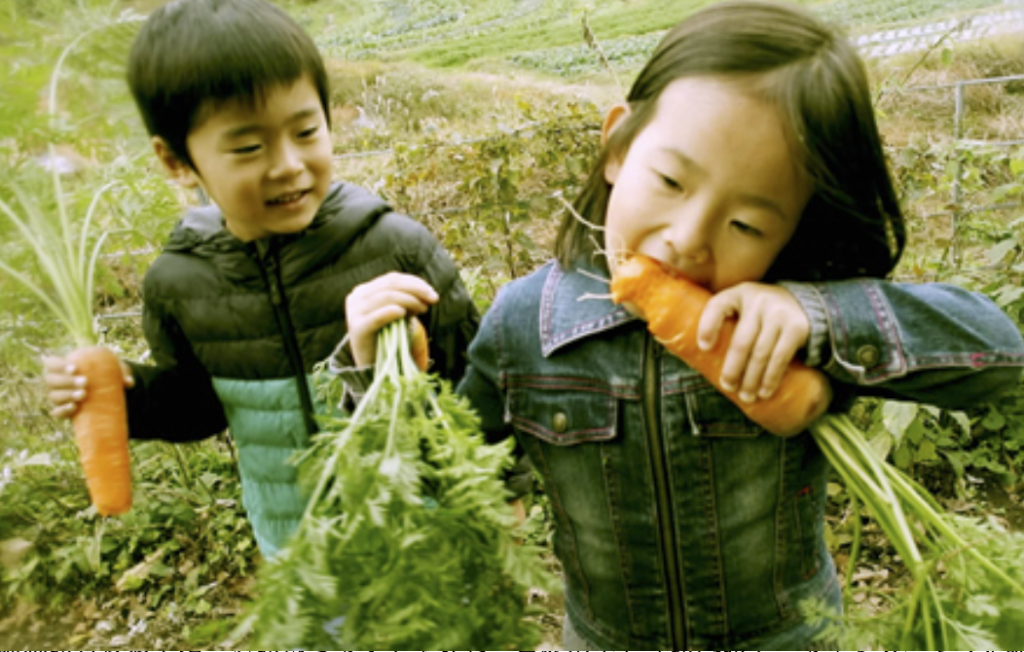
342, 1, 1024, 648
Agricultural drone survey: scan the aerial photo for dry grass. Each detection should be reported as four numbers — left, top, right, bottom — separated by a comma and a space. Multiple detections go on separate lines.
870, 33, 1024, 146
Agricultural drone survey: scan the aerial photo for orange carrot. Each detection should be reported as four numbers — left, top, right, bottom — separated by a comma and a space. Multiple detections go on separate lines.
410, 316, 430, 373
610, 254, 831, 436
67, 346, 132, 516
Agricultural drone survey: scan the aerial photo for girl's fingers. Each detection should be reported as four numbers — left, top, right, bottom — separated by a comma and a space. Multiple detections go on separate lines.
738, 324, 783, 403
759, 327, 806, 399
698, 290, 740, 351
719, 311, 761, 396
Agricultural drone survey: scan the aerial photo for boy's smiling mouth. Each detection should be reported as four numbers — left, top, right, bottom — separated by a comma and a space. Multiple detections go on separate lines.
267, 189, 308, 206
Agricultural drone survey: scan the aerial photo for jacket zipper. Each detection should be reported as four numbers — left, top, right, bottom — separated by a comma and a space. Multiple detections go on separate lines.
255, 241, 318, 436
644, 333, 687, 650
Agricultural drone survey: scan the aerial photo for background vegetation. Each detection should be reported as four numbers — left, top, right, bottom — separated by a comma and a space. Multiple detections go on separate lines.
1, 0, 1023, 648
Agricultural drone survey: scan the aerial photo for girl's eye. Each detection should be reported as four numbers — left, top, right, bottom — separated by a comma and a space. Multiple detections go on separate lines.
298, 125, 320, 139
731, 221, 763, 237
232, 144, 261, 155
658, 174, 682, 191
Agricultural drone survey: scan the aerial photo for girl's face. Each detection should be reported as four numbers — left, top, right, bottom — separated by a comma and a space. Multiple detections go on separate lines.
603, 77, 812, 292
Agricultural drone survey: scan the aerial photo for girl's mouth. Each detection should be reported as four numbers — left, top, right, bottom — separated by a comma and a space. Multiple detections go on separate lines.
267, 190, 307, 206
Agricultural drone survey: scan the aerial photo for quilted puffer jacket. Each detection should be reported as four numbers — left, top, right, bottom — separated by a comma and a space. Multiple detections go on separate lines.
125, 181, 479, 555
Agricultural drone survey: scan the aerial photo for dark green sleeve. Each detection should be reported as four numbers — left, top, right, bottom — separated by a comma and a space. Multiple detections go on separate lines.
124, 297, 228, 442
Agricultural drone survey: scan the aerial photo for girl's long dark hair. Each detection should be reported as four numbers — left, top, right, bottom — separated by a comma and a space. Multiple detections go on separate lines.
555, 0, 905, 282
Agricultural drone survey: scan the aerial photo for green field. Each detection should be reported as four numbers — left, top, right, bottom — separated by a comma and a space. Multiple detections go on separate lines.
286, 0, 1008, 78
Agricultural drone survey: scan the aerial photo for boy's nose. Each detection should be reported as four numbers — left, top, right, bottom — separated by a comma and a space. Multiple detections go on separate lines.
269, 143, 303, 179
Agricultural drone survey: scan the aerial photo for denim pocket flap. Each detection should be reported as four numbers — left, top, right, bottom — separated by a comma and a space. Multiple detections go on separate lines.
509, 384, 618, 446
685, 381, 764, 438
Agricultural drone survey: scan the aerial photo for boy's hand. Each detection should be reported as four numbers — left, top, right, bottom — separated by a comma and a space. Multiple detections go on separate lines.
345, 272, 439, 367
42, 353, 134, 419
696, 283, 810, 404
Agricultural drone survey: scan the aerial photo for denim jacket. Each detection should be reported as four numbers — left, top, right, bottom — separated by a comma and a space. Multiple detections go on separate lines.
456, 257, 1024, 651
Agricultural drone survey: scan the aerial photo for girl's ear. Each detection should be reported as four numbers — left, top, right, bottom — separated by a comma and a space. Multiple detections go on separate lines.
601, 103, 630, 185
151, 137, 200, 188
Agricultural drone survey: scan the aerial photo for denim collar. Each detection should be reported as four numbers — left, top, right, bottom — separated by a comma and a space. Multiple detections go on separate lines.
540, 258, 637, 357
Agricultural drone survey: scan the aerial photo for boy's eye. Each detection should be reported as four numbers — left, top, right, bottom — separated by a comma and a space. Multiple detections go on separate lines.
298, 125, 320, 138
731, 220, 763, 237
232, 144, 261, 154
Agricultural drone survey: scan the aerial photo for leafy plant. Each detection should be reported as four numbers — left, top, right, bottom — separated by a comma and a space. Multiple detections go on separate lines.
813, 415, 1024, 650
234, 320, 554, 649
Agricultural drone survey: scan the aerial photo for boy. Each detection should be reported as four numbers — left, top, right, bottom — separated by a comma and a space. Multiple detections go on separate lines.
42, 0, 479, 557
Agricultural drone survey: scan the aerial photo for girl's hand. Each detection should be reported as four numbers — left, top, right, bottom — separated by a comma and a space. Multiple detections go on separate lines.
346, 272, 439, 367
42, 353, 134, 419
696, 283, 810, 404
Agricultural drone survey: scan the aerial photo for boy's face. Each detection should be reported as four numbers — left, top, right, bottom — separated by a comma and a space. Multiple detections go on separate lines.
156, 75, 332, 242
602, 77, 811, 292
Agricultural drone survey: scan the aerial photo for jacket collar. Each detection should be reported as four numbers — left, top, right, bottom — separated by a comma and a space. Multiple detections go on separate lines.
163, 181, 387, 255
540, 257, 637, 357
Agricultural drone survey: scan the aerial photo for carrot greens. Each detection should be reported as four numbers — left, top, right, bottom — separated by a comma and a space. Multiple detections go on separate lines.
235, 319, 553, 650
809, 414, 1024, 650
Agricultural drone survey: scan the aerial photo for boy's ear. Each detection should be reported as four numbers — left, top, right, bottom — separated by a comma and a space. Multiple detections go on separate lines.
601, 103, 630, 185
151, 137, 200, 188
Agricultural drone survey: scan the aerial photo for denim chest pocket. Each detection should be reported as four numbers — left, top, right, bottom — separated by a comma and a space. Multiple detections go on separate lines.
683, 379, 765, 438
508, 381, 618, 446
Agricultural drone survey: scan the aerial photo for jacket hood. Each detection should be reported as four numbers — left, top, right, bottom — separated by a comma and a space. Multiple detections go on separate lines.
163, 182, 389, 255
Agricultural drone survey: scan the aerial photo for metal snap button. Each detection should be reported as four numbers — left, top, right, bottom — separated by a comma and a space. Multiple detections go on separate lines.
856, 345, 880, 367
552, 412, 569, 433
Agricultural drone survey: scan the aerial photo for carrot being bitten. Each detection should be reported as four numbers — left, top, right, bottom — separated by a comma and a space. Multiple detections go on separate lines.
610, 253, 831, 436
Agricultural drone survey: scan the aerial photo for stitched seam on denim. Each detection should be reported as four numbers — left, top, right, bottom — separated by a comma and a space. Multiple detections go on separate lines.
548, 311, 632, 350
508, 377, 639, 398
530, 439, 593, 621
864, 280, 905, 372
539, 261, 559, 351
684, 389, 762, 437
860, 354, 1024, 383
539, 262, 635, 355
663, 376, 716, 395
699, 438, 726, 636
513, 419, 615, 445
601, 442, 641, 637
773, 437, 789, 619
820, 284, 852, 367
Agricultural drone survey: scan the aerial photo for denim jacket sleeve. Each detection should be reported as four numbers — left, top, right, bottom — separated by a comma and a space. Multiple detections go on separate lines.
782, 279, 1024, 409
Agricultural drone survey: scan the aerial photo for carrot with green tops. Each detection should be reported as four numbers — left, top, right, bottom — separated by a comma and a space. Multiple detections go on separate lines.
66, 347, 132, 515
610, 253, 831, 436
0, 155, 132, 514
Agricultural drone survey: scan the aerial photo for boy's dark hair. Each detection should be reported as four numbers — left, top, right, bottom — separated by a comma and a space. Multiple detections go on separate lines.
127, 0, 331, 169
556, 0, 905, 282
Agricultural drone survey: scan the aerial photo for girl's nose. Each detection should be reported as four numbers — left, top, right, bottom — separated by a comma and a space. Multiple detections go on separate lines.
663, 208, 712, 266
